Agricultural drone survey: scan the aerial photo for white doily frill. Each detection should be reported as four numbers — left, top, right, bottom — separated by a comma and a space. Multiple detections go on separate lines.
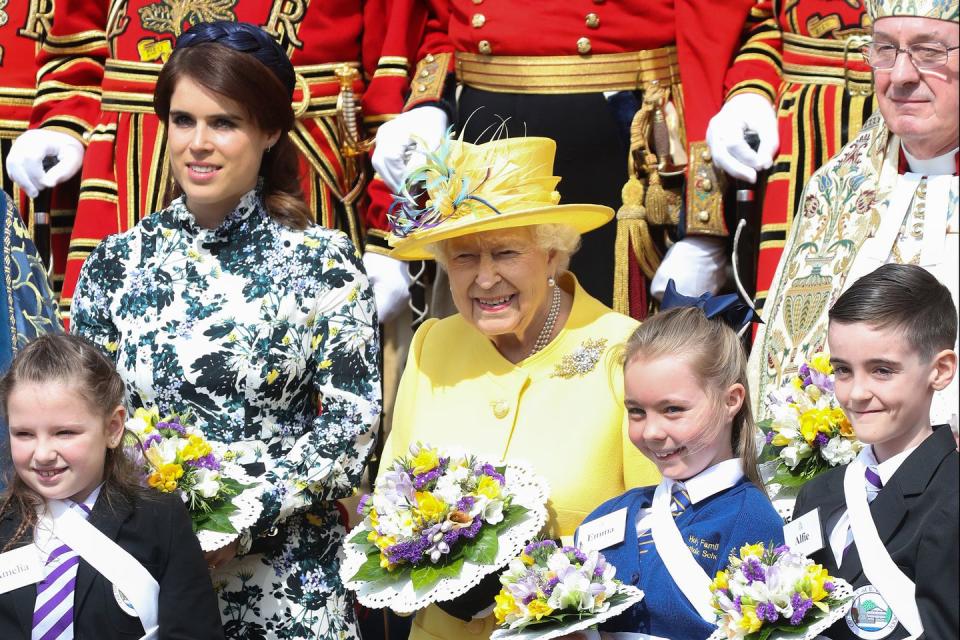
489, 585, 645, 640
707, 579, 854, 640
339, 461, 549, 613
195, 461, 263, 553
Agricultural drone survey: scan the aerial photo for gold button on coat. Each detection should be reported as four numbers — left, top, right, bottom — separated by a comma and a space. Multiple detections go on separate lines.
472, 0, 483, 3
700, 149, 712, 162
577, 37, 592, 54
701, 178, 713, 192
585, 13, 600, 28
698, 211, 710, 222
491, 400, 509, 419
478, 39, 492, 54
472, 13, 486, 28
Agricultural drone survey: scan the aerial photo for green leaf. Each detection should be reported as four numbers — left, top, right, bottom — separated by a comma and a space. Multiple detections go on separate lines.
348, 528, 372, 545
464, 525, 499, 564
497, 505, 529, 531
198, 510, 238, 534
350, 553, 390, 583
410, 557, 464, 590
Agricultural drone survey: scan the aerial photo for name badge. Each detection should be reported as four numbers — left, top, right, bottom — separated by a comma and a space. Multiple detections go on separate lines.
0, 545, 43, 594
783, 507, 825, 557
577, 507, 626, 553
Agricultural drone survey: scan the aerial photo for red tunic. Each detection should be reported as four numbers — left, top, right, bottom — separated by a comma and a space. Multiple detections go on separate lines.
722, 0, 874, 312
26, 0, 412, 321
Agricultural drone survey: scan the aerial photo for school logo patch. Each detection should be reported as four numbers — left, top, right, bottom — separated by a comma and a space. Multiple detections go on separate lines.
113, 584, 138, 617
845, 584, 898, 639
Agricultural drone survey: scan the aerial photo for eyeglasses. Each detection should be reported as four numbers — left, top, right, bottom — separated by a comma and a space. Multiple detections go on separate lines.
861, 42, 960, 70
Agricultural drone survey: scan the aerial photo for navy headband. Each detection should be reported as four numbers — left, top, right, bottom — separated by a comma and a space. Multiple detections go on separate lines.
660, 280, 761, 333
176, 21, 296, 99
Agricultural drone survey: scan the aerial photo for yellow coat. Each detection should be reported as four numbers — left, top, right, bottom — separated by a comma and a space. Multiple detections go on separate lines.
379, 274, 660, 640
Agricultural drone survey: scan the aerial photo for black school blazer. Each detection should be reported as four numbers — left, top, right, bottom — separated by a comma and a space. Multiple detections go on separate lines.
793, 424, 959, 640
0, 487, 224, 639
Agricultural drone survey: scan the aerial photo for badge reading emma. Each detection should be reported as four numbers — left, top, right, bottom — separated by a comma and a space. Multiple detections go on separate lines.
845, 584, 899, 639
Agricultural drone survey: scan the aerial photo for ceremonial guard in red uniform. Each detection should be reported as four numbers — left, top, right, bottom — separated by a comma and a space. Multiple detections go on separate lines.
5, 0, 413, 323
707, 0, 875, 312
1, 0, 79, 296
372, 0, 756, 319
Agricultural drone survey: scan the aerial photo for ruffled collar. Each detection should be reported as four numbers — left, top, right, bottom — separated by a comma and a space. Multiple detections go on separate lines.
169, 186, 265, 244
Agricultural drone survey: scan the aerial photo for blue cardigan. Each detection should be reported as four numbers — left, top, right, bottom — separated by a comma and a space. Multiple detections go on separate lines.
576, 478, 784, 640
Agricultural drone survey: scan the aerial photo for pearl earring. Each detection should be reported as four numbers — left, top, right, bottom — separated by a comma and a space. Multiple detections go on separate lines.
547, 276, 556, 287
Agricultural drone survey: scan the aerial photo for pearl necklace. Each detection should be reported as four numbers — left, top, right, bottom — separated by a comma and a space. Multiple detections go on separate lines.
527, 284, 562, 358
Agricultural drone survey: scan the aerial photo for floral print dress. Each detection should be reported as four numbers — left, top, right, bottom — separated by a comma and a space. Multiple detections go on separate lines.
71, 188, 381, 640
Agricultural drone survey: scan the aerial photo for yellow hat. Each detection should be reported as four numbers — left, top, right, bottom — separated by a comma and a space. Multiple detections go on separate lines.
867, 0, 958, 21
387, 134, 613, 260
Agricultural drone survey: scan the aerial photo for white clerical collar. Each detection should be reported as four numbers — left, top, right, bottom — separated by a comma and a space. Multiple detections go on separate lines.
860, 444, 918, 487
902, 143, 958, 175
673, 458, 744, 505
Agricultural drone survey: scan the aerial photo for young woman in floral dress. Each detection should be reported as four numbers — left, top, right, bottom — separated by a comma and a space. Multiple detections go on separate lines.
70, 22, 381, 640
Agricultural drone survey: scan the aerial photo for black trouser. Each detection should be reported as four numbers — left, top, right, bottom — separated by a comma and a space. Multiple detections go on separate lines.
456, 87, 630, 307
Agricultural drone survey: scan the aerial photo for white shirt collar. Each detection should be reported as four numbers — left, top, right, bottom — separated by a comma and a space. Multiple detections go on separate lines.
902, 143, 958, 175
73, 483, 104, 513
859, 444, 918, 486
673, 458, 744, 505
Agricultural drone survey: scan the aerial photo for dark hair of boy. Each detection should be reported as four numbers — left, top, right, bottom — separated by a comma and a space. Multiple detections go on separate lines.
829, 263, 958, 361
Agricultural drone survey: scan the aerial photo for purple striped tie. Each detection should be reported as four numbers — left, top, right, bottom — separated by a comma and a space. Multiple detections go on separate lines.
842, 466, 883, 561
32, 502, 92, 640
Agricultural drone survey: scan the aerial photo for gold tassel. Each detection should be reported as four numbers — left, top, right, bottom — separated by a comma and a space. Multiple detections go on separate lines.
613, 176, 662, 315
643, 152, 671, 226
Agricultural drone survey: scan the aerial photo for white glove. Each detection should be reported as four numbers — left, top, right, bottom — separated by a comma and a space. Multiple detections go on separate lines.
372, 106, 449, 193
706, 93, 778, 184
5, 129, 85, 198
362, 251, 413, 324
650, 236, 727, 300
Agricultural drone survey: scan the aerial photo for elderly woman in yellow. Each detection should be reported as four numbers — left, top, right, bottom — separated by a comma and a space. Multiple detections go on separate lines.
377, 133, 660, 640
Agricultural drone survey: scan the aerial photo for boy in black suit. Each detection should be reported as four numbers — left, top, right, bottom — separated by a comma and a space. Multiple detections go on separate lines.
793, 263, 958, 640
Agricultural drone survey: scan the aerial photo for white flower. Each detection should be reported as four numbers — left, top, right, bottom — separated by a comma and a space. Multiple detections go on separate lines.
144, 438, 179, 468
821, 436, 857, 466
194, 468, 221, 499
126, 415, 150, 436
483, 499, 504, 525
780, 442, 812, 469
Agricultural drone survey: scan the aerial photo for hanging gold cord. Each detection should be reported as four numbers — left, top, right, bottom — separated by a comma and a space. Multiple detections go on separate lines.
612, 95, 664, 315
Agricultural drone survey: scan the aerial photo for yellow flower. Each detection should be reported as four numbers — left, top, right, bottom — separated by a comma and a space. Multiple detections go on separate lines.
379, 552, 398, 571
266, 369, 280, 384
494, 591, 519, 625
791, 376, 804, 390
771, 427, 792, 447
319, 359, 332, 369
739, 543, 765, 560
348, 287, 358, 302
147, 463, 184, 493
526, 599, 554, 620
804, 564, 831, 602
737, 605, 763, 634
710, 570, 729, 592
281, 335, 291, 346
520, 553, 534, 566
304, 237, 321, 249
838, 413, 855, 438
476, 475, 502, 500
311, 333, 323, 350
180, 434, 212, 461
410, 448, 440, 475
809, 352, 833, 375
414, 491, 447, 522
799, 409, 832, 444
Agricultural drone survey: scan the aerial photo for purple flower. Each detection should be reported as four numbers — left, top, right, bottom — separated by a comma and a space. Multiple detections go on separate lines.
157, 420, 187, 436
561, 545, 587, 564
733, 596, 742, 614
742, 557, 766, 583
522, 593, 537, 605
524, 540, 557, 556
756, 601, 780, 623
798, 363, 810, 377
457, 496, 476, 512
462, 517, 483, 539
790, 593, 813, 625
478, 463, 505, 484
765, 431, 775, 444
814, 432, 829, 447
824, 581, 835, 592
543, 577, 560, 596
809, 369, 834, 393
356, 494, 370, 515
413, 461, 446, 490
774, 544, 791, 555
186, 453, 220, 470
142, 433, 162, 449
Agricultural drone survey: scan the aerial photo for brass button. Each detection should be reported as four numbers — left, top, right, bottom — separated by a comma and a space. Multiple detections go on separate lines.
472, 0, 483, 3
420, 69, 430, 78
471, 13, 486, 28
585, 13, 600, 28
697, 211, 710, 223
417, 83, 427, 92
478, 39, 492, 54
577, 37, 592, 54
425, 53, 435, 63
491, 400, 509, 419
701, 178, 713, 192
700, 149, 712, 162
